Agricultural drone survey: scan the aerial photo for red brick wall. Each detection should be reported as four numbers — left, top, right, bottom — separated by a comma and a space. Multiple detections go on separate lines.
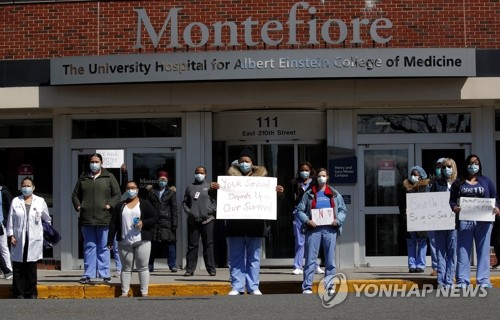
1, 0, 499, 60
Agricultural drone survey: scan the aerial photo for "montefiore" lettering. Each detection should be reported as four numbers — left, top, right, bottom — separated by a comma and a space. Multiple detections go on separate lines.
134, 1, 393, 49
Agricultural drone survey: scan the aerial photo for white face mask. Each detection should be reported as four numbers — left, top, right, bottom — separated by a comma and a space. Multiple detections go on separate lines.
444, 167, 453, 177
317, 176, 327, 184
195, 174, 205, 182
410, 175, 420, 184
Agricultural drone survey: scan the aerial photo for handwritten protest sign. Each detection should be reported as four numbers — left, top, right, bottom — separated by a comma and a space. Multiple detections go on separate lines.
459, 197, 496, 222
311, 208, 335, 226
406, 192, 455, 231
216, 176, 277, 220
96, 149, 124, 168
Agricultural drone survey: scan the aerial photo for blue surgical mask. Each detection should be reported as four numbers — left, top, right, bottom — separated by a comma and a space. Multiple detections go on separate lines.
195, 174, 205, 182
444, 167, 453, 177
21, 187, 33, 197
467, 164, 479, 175
410, 175, 420, 184
239, 162, 252, 173
435, 168, 442, 177
127, 189, 138, 199
89, 163, 101, 172
158, 181, 168, 188
299, 171, 310, 180
317, 176, 327, 184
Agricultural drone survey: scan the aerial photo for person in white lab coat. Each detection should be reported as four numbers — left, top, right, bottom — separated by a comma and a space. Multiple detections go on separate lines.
6, 177, 51, 299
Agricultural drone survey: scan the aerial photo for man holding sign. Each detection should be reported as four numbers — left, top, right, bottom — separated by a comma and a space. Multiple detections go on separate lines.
450, 154, 500, 288
296, 168, 347, 295
222, 147, 284, 296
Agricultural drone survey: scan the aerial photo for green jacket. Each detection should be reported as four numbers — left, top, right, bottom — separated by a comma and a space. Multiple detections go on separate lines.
72, 169, 121, 226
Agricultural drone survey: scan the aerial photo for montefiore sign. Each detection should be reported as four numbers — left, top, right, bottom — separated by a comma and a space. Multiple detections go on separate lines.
134, 2, 393, 49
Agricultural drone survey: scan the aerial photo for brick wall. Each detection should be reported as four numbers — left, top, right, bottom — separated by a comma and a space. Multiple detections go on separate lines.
1, 0, 500, 60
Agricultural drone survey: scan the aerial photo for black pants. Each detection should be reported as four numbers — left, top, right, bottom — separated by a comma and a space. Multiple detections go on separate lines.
12, 261, 37, 298
185, 220, 216, 274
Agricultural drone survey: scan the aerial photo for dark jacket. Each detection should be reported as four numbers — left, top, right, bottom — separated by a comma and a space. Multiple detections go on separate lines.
291, 178, 313, 209
72, 169, 122, 226
0, 186, 13, 227
225, 164, 268, 237
107, 198, 157, 246
182, 180, 217, 224
146, 185, 178, 242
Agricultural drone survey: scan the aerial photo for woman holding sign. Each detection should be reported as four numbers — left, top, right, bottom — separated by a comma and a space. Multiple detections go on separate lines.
398, 166, 430, 273
226, 146, 284, 296
430, 158, 458, 288
296, 168, 347, 295
450, 154, 500, 288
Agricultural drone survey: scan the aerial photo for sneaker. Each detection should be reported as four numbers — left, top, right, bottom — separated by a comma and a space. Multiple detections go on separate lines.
228, 290, 242, 296
4, 272, 13, 280
209, 271, 216, 276
250, 289, 262, 295
79, 277, 91, 284
113, 271, 121, 278
184, 272, 193, 277
479, 283, 493, 288
492, 263, 500, 270
292, 269, 303, 275
315, 266, 325, 274
103, 277, 111, 283
415, 268, 425, 273
170, 268, 178, 273
302, 290, 313, 294
430, 269, 438, 276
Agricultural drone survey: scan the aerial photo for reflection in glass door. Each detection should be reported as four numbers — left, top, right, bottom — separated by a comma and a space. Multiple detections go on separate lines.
360, 144, 469, 266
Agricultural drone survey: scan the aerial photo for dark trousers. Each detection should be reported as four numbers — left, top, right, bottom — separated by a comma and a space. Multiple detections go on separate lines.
185, 220, 216, 274
148, 240, 176, 271
12, 261, 37, 298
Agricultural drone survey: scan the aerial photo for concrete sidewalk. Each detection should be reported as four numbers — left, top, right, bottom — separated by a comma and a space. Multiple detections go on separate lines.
1, 267, 499, 299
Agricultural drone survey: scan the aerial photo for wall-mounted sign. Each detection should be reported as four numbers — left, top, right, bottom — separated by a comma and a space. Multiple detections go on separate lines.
328, 147, 357, 184
213, 111, 325, 141
51, 48, 476, 85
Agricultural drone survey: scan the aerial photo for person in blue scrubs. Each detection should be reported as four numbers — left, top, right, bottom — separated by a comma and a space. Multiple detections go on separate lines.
450, 154, 500, 288
296, 168, 347, 294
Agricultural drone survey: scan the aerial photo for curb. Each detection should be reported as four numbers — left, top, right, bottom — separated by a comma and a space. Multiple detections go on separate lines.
1, 276, 499, 299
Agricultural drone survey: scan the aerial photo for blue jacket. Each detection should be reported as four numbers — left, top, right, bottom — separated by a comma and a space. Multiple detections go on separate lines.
296, 185, 347, 235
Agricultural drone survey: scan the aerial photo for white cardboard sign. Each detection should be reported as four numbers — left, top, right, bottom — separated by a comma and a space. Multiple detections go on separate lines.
96, 149, 124, 169
406, 192, 455, 231
216, 176, 277, 220
459, 197, 496, 222
311, 208, 335, 226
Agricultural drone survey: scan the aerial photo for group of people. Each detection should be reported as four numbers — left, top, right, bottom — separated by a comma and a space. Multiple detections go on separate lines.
72, 153, 216, 297
400, 154, 500, 288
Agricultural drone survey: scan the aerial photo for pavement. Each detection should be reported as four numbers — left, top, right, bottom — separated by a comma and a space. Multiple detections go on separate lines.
1, 266, 500, 299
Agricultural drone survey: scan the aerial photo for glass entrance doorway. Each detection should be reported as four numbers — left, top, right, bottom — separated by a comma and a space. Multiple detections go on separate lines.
213, 142, 326, 265
359, 143, 470, 266
71, 148, 180, 266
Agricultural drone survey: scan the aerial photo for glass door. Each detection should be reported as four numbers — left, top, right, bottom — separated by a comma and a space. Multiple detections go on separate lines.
225, 142, 326, 263
71, 148, 180, 267
359, 143, 469, 266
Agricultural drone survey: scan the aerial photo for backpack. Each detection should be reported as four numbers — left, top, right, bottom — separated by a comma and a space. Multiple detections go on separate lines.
42, 220, 62, 249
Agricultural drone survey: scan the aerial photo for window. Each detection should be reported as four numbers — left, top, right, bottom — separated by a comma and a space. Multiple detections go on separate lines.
72, 118, 182, 139
358, 114, 471, 134
0, 119, 52, 138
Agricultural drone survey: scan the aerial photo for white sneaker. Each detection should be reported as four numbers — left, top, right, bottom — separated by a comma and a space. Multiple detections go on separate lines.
316, 266, 325, 274
4, 272, 13, 280
302, 290, 313, 294
292, 269, 303, 275
228, 290, 241, 296
250, 289, 262, 295
113, 271, 121, 278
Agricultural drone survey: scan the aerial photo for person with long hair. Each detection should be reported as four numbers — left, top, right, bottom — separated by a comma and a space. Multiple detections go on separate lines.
72, 153, 122, 284
7, 177, 51, 298
296, 168, 347, 294
108, 180, 156, 297
450, 154, 500, 288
